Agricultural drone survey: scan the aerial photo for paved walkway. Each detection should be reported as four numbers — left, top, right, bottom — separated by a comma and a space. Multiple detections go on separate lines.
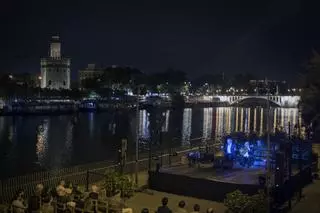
126, 190, 226, 213
291, 179, 320, 213
117, 171, 226, 213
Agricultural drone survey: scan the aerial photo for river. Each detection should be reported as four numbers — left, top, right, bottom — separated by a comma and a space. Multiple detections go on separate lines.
0, 107, 319, 178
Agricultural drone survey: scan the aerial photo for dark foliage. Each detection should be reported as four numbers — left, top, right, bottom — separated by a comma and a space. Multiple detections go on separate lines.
300, 51, 320, 138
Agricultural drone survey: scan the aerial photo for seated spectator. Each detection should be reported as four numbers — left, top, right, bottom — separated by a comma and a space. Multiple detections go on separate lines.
190, 204, 200, 213
15, 189, 25, 203
89, 185, 99, 200
86, 185, 99, 212
57, 194, 71, 204
206, 208, 214, 213
73, 185, 84, 201
156, 197, 172, 213
12, 194, 27, 213
65, 182, 73, 195
122, 208, 133, 213
56, 180, 66, 196
175, 201, 187, 213
141, 208, 149, 213
41, 195, 54, 213
35, 184, 44, 197
56, 180, 72, 203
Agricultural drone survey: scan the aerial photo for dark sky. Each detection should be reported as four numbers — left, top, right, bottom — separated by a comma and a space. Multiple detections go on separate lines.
1, 0, 319, 82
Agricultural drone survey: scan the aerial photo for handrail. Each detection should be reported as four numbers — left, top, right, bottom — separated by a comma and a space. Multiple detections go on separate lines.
0, 142, 215, 203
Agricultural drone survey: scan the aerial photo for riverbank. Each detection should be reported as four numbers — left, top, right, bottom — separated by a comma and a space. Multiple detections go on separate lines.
0, 144, 208, 203
0, 101, 230, 116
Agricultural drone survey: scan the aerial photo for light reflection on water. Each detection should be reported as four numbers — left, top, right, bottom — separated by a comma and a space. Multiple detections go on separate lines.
36, 119, 49, 167
209, 107, 300, 138
0, 107, 315, 178
182, 108, 192, 146
162, 110, 170, 132
139, 109, 150, 139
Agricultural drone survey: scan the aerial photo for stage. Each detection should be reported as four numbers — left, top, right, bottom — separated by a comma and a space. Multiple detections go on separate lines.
160, 163, 268, 185
149, 163, 309, 202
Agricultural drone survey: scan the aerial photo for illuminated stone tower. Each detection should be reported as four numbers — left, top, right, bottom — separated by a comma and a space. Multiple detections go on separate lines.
40, 36, 71, 89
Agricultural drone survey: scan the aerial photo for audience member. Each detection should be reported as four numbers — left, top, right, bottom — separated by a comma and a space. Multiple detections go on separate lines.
206, 208, 214, 213
87, 184, 99, 212
15, 189, 25, 202
41, 195, 54, 213
176, 201, 187, 213
89, 185, 99, 200
190, 204, 200, 213
12, 194, 27, 213
73, 185, 84, 201
56, 180, 66, 196
156, 197, 172, 213
35, 184, 44, 197
141, 208, 149, 213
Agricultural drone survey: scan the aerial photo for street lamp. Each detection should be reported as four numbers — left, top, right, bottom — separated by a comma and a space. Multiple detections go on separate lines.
135, 86, 140, 186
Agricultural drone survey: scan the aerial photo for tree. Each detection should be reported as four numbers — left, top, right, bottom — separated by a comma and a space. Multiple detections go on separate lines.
300, 51, 320, 138
224, 190, 267, 213
146, 69, 187, 94
103, 171, 134, 199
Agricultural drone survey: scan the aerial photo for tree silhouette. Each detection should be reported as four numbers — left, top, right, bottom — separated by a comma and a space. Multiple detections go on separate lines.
300, 51, 320, 138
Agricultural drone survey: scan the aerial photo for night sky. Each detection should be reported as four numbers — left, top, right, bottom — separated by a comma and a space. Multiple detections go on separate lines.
1, 0, 319, 82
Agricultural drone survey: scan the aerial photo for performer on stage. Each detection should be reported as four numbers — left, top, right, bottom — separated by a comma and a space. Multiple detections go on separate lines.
243, 141, 251, 157
225, 138, 236, 160
239, 141, 254, 167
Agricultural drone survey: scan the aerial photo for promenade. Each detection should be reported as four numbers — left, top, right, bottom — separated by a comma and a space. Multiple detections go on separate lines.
291, 178, 320, 213
126, 172, 226, 213
127, 191, 226, 213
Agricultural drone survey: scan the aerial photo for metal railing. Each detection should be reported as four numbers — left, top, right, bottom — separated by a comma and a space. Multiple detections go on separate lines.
0, 140, 217, 203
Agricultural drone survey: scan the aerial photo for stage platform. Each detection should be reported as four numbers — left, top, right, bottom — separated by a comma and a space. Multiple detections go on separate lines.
149, 163, 311, 202
160, 164, 269, 185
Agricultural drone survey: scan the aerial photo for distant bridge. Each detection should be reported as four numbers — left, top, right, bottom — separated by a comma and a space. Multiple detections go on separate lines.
215, 95, 300, 107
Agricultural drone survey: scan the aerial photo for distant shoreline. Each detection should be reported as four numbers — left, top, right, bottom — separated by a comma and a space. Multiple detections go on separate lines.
0, 101, 297, 116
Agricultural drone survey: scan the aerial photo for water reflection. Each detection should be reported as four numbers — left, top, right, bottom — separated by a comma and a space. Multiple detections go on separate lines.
209, 107, 301, 139
202, 108, 212, 141
65, 121, 74, 155
0, 106, 306, 177
139, 109, 150, 139
36, 120, 49, 166
182, 108, 192, 146
162, 110, 170, 132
